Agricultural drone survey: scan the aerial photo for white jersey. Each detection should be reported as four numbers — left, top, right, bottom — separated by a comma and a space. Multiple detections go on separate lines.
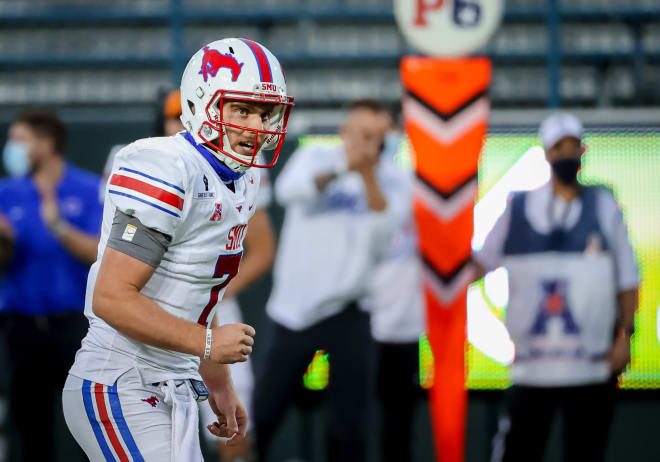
70, 133, 259, 385
199, 169, 271, 438
358, 141, 425, 343
267, 143, 404, 331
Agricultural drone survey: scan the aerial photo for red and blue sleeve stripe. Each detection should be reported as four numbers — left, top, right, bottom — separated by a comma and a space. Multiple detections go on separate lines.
109, 175, 184, 211
108, 167, 185, 218
118, 167, 185, 194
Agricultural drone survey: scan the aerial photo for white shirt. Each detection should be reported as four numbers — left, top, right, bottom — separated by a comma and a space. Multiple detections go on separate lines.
474, 181, 639, 291
266, 144, 404, 331
358, 145, 425, 343
70, 134, 259, 385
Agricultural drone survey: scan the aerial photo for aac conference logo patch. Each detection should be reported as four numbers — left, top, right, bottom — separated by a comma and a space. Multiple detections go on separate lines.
209, 203, 223, 222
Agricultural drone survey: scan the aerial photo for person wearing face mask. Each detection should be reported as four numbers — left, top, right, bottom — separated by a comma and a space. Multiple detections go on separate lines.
0, 111, 103, 461
473, 113, 639, 462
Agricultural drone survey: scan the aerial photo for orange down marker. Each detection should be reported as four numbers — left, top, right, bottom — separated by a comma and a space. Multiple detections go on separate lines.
401, 57, 491, 462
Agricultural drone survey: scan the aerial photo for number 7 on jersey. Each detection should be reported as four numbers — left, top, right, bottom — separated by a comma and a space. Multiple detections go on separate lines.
197, 252, 243, 326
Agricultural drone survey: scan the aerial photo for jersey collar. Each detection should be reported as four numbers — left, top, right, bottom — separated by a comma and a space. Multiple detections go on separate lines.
180, 131, 244, 183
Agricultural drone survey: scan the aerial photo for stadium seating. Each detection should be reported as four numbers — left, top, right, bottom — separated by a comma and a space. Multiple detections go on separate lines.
0, 0, 657, 109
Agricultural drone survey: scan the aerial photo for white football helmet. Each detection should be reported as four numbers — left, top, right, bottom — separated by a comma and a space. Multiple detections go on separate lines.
179, 38, 294, 173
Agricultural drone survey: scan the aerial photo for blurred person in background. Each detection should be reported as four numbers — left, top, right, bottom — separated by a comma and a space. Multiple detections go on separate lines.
358, 115, 428, 462
151, 88, 276, 462
473, 113, 639, 462
254, 99, 403, 462
0, 111, 102, 461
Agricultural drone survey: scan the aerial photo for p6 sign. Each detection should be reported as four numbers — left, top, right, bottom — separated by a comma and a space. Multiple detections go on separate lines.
394, 0, 504, 57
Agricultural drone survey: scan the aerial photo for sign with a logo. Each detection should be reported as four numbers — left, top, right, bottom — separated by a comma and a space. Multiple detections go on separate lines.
394, 0, 504, 57
531, 280, 581, 336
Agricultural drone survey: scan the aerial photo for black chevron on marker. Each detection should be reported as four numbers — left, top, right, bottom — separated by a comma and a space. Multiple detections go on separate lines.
416, 171, 477, 200
405, 87, 488, 122
421, 255, 472, 284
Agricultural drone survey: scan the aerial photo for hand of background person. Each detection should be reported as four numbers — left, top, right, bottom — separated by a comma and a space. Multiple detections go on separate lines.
608, 330, 632, 374
354, 147, 380, 176
210, 323, 255, 364
344, 136, 381, 173
0, 212, 15, 267
344, 140, 369, 172
36, 185, 61, 231
0, 212, 13, 238
206, 388, 249, 446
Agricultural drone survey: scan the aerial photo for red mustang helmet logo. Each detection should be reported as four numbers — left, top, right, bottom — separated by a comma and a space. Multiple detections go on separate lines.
199, 46, 244, 82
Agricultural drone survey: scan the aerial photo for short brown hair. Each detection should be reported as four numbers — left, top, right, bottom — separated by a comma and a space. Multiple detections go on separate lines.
15, 111, 67, 154
348, 98, 388, 114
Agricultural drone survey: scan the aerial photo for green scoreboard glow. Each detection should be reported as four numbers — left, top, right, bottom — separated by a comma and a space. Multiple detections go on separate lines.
470, 128, 660, 390
297, 129, 660, 389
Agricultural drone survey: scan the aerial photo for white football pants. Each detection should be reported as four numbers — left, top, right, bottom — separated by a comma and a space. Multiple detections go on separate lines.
63, 368, 202, 462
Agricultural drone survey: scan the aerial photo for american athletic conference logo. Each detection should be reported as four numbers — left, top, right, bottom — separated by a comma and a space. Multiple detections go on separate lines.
530, 280, 580, 336
209, 203, 223, 222
199, 46, 243, 82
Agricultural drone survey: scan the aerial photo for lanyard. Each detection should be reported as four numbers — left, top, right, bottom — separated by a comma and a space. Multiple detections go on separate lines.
547, 195, 572, 231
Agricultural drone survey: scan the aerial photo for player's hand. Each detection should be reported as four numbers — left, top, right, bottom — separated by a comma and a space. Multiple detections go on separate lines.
608, 330, 632, 374
210, 323, 255, 364
206, 389, 248, 446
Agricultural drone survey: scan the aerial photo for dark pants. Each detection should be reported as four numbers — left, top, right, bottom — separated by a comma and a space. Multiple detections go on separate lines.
4, 311, 88, 462
496, 379, 617, 462
375, 341, 427, 462
253, 304, 372, 462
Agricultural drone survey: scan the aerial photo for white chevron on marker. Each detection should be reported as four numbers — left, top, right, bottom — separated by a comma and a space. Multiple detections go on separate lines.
414, 176, 478, 222
402, 93, 490, 145
423, 262, 477, 305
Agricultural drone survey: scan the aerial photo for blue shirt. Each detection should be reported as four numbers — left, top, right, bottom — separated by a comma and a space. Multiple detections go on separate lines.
0, 163, 103, 315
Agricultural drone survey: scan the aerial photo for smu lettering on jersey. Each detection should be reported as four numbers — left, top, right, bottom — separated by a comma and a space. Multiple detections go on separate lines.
70, 134, 260, 385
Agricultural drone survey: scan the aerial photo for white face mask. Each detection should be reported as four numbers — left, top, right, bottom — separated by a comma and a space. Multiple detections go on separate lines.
2, 140, 30, 177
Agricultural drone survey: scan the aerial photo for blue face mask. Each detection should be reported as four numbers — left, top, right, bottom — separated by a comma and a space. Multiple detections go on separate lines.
382, 131, 403, 159
2, 140, 30, 177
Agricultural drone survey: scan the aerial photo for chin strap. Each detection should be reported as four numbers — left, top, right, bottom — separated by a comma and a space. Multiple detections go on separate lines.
181, 131, 245, 183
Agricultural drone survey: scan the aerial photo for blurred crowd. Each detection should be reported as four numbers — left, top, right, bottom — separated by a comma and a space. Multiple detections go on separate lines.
0, 93, 639, 462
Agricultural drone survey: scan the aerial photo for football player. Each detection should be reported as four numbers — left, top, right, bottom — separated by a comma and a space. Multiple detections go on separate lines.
62, 38, 293, 462
159, 88, 276, 462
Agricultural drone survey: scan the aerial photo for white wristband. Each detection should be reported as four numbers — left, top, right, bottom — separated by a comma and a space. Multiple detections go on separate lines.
203, 327, 212, 360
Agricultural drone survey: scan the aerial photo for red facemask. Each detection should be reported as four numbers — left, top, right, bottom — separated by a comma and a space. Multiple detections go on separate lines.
197, 89, 294, 169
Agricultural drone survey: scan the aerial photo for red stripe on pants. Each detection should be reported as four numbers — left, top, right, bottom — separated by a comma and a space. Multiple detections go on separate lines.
94, 382, 130, 462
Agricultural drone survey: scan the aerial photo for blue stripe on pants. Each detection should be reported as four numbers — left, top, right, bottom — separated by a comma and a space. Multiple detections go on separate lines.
82, 379, 116, 462
107, 382, 145, 462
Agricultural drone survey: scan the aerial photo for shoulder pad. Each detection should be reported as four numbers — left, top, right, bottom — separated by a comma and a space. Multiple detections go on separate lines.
106, 141, 188, 236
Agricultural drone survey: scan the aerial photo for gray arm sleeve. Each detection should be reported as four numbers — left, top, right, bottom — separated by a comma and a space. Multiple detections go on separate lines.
107, 209, 172, 267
